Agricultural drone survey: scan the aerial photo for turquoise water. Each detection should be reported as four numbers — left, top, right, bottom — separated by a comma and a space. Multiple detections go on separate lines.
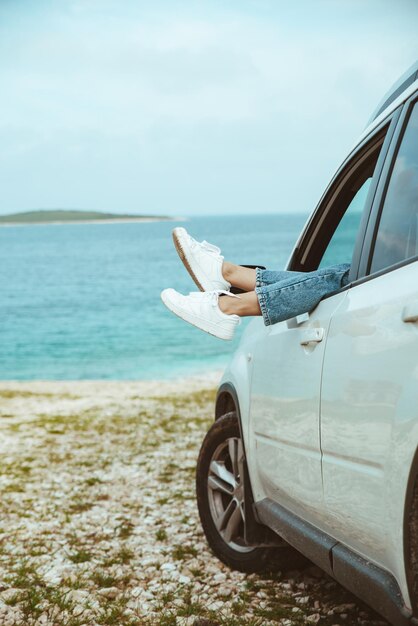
0, 214, 310, 380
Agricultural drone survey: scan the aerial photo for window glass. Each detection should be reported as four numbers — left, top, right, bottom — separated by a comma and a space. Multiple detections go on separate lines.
319, 178, 372, 268
370, 102, 418, 273
295, 127, 387, 273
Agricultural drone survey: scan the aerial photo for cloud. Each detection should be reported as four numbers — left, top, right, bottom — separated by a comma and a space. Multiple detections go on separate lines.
0, 0, 417, 213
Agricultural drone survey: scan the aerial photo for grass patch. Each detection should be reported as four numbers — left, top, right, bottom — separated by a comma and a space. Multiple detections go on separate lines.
85, 476, 103, 486
171, 544, 198, 561
155, 528, 167, 541
92, 570, 119, 588
96, 598, 139, 625
155, 614, 177, 626
68, 549, 93, 563
6, 560, 42, 589
103, 546, 134, 567
0, 390, 76, 399
4, 591, 21, 606
117, 519, 135, 538
2, 482, 25, 493
189, 566, 204, 578
173, 590, 207, 618
66, 499, 93, 515
0, 460, 33, 478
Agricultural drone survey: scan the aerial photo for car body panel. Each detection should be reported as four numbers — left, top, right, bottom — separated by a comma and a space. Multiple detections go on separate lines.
219, 318, 260, 448
247, 291, 348, 522
320, 260, 418, 607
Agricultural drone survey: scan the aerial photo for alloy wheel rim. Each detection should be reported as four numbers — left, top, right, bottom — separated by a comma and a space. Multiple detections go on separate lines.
207, 436, 254, 552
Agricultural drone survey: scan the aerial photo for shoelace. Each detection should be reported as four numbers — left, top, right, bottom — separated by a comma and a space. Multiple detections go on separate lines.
189, 289, 240, 302
189, 237, 221, 255
188, 290, 241, 323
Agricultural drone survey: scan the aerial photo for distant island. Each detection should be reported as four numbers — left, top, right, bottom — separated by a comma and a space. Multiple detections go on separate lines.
0, 209, 176, 226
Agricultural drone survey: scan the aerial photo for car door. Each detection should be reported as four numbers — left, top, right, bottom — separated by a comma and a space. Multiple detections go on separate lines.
248, 111, 399, 524
249, 292, 347, 520
320, 96, 418, 572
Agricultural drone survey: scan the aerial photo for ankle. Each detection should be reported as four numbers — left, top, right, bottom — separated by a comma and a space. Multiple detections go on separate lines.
218, 294, 239, 316
218, 291, 261, 318
222, 261, 235, 283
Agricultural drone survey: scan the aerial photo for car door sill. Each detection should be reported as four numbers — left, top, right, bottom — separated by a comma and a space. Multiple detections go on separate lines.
255, 497, 415, 626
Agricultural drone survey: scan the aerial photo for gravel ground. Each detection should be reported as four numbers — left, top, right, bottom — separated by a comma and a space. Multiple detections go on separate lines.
0, 376, 390, 626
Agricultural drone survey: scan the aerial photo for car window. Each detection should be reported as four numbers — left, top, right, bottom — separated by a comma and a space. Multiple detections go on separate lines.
370, 101, 418, 273
319, 177, 372, 268
291, 124, 389, 274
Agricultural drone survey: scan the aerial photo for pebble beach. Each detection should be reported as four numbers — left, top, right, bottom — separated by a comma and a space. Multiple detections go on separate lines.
0, 376, 389, 626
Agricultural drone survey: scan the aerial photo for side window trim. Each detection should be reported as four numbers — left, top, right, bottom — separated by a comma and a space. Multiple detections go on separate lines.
348, 108, 402, 281
302, 141, 378, 263
358, 94, 418, 280
339, 252, 418, 292
288, 107, 402, 278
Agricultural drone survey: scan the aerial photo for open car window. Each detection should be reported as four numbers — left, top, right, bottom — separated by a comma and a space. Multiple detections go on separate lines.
287, 112, 401, 277
296, 131, 385, 272
319, 177, 372, 268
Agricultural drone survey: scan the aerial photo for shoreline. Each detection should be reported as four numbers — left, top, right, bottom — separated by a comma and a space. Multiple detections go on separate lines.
0, 370, 224, 396
0, 216, 187, 227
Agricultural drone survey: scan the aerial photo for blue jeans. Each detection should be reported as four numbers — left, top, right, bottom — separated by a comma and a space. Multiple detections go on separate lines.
255, 263, 351, 326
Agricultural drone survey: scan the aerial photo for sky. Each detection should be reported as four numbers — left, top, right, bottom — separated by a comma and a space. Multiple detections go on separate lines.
0, 0, 417, 217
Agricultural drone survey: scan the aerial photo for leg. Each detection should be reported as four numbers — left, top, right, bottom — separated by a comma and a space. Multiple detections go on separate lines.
161, 261, 351, 340
218, 263, 351, 323
255, 263, 351, 326
218, 290, 261, 316
219, 261, 348, 303
222, 261, 310, 292
222, 261, 257, 292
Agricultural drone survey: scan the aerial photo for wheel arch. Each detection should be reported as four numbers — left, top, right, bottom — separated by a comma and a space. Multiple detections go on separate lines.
215, 383, 240, 421
214, 382, 282, 547
403, 445, 418, 616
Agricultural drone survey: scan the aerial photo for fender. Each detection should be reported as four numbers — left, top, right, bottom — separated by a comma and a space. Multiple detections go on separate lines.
215, 382, 282, 547
404, 447, 418, 616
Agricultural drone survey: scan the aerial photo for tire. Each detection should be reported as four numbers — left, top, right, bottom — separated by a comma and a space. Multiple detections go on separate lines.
407, 472, 418, 613
196, 411, 297, 573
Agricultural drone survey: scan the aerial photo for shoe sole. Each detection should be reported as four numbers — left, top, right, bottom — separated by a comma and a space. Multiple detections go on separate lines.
172, 228, 205, 292
161, 291, 234, 341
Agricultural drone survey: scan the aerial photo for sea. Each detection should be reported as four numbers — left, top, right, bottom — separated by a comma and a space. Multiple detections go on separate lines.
0, 214, 311, 380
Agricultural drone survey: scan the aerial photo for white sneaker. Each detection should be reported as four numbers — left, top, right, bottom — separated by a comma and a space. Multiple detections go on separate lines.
160, 288, 240, 341
172, 227, 231, 292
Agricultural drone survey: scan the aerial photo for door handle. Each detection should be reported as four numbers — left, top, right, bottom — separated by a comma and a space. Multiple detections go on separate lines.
402, 303, 418, 323
299, 328, 324, 346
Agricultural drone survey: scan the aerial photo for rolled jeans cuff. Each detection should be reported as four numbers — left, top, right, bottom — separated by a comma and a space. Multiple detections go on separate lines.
255, 267, 265, 289
255, 286, 272, 326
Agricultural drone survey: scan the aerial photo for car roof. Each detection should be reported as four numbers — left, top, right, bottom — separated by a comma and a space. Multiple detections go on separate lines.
367, 60, 418, 126
349, 60, 418, 154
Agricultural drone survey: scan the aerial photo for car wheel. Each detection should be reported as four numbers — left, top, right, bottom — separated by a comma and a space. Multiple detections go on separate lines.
407, 472, 418, 612
196, 411, 295, 573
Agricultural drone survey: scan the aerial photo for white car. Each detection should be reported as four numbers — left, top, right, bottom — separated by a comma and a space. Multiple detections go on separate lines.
196, 61, 418, 626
